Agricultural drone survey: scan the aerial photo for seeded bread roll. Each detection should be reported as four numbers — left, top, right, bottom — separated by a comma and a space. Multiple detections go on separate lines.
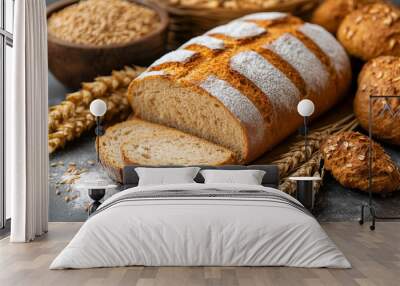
128, 12, 351, 163
311, 0, 384, 34
321, 131, 400, 193
338, 3, 400, 61
99, 118, 235, 182
354, 56, 400, 145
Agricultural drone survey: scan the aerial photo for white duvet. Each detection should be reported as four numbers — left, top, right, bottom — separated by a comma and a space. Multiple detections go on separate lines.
50, 183, 350, 269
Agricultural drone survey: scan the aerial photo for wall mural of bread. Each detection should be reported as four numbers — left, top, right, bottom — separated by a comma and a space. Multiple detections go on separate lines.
127, 12, 351, 164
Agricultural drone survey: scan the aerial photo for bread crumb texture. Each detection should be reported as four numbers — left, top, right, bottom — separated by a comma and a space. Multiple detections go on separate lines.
100, 119, 235, 182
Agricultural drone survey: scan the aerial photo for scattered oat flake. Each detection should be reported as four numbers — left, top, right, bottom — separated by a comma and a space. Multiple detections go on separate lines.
87, 160, 96, 165
51, 162, 58, 167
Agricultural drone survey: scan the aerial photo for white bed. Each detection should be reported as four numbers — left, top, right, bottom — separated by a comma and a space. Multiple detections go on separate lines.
50, 183, 350, 269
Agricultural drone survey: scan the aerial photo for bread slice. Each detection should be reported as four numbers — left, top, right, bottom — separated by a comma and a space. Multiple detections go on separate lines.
99, 118, 236, 182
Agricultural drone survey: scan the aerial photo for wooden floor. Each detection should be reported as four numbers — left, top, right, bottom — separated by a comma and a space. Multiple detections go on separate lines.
0, 222, 399, 286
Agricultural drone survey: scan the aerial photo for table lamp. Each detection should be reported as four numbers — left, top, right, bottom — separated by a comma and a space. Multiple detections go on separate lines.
90, 99, 107, 163
297, 99, 315, 161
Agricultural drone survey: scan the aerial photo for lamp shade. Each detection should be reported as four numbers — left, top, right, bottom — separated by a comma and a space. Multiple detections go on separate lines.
90, 99, 107, 117
297, 99, 315, 117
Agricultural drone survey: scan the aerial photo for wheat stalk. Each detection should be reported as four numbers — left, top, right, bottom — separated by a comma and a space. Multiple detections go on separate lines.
48, 66, 146, 153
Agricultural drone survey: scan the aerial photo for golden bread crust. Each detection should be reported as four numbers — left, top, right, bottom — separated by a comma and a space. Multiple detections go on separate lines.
128, 13, 351, 162
354, 56, 400, 145
338, 3, 400, 60
311, 0, 383, 34
321, 131, 400, 193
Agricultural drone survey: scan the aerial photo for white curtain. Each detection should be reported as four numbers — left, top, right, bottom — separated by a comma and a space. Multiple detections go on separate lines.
7, 0, 49, 242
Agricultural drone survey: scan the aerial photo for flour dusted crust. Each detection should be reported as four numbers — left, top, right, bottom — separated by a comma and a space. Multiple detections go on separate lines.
239, 12, 288, 22
354, 56, 400, 145
230, 51, 300, 114
128, 13, 351, 163
206, 21, 266, 40
264, 33, 330, 97
150, 49, 198, 67
298, 23, 351, 95
199, 75, 265, 150
180, 36, 225, 50
136, 70, 169, 80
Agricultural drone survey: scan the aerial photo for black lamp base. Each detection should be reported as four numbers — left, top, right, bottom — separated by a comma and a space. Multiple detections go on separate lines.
296, 181, 313, 210
359, 204, 376, 231
359, 202, 400, 231
88, 188, 106, 215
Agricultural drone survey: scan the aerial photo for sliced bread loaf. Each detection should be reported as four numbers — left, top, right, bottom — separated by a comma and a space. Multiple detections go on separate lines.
99, 118, 235, 182
128, 12, 351, 163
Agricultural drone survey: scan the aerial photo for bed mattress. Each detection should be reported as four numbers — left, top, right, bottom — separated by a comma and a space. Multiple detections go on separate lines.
50, 183, 350, 269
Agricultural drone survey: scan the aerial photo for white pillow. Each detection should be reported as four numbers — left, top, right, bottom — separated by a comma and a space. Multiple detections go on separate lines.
200, 169, 266, 185
135, 167, 200, 186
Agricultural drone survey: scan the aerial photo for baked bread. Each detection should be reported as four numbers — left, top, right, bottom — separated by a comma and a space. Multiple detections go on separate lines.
99, 118, 235, 182
128, 12, 351, 163
337, 3, 400, 61
166, 0, 316, 9
321, 131, 400, 193
311, 0, 384, 34
354, 56, 400, 145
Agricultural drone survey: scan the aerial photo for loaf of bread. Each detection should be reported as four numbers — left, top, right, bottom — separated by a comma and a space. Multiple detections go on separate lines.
337, 3, 400, 61
128, 12, 351, 163
99, 119, 235, 182
354, 56, 400, 145
321, 131, 400, 193
311, 0, 383, 34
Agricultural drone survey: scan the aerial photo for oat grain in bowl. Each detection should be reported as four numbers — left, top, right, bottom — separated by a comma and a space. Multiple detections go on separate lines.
47, 0, 161, 46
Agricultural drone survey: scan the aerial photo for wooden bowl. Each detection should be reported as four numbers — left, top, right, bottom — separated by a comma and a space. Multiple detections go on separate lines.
47, 0, 169, 89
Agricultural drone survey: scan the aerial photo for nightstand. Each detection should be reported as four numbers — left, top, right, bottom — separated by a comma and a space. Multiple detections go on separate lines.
288, 177, 322, 210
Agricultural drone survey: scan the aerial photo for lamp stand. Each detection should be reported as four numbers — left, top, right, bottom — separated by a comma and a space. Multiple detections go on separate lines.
95, 116, 105, 164
304, 116, 309, 161
359, 95, 400, 231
